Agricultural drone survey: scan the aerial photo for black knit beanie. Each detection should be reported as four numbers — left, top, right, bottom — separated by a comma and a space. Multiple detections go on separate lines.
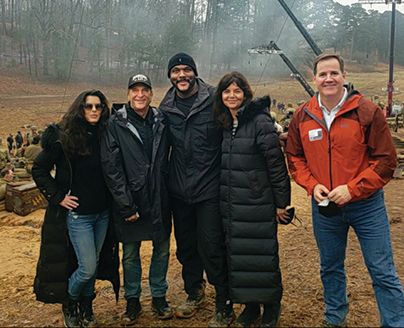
167, 52, 198, 78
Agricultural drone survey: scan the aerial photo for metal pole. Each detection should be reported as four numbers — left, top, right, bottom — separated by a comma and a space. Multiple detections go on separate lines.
277, 0, 322, 56
387, 0, 397, 115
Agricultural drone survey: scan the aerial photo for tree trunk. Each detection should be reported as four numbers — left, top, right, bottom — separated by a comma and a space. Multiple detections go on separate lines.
1, 0, 7, 35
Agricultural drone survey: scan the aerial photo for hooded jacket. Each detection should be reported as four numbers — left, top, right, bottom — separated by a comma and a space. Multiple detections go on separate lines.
285, 90, 397, 203
31, 124, 119, 304
100, 105, 171, 243
220, 96, 291, 304
159, 78, 221, 203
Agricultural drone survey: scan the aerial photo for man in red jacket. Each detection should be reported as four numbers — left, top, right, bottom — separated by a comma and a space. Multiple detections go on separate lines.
286, 53, 404, 327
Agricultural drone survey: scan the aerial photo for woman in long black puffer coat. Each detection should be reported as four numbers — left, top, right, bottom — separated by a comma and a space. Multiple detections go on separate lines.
213, 72, 291, 328
32, 90, 119, 328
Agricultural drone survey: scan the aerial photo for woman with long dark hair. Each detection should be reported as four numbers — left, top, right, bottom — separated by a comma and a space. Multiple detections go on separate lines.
214, 72, 291, 327
32, 90, 119, 328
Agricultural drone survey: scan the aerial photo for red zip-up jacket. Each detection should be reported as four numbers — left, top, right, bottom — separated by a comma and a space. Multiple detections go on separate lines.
285, 91, 396, 203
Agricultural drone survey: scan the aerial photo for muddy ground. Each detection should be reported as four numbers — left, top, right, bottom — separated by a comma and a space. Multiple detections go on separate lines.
0, 70, 403, 327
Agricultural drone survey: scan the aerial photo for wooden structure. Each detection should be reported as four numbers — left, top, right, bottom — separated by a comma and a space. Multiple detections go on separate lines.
5, 181, 47, 216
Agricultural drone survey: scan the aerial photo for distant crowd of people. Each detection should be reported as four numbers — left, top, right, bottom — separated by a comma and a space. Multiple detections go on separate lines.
0, 126, 45, 183
27, 52, 404, 328
5, 126, 43, 160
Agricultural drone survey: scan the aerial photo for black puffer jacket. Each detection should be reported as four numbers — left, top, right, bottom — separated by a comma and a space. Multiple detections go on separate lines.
159, 79, 222, 203
32, 124, 120, 304
220, 96, 291, 304
100, 105, 171, 243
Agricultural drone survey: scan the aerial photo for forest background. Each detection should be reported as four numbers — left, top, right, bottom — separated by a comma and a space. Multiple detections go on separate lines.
1, 0, 403, 87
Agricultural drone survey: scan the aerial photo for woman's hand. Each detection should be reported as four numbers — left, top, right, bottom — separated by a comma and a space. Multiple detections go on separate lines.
276, 208, 289, 224
59, 194, 79, 210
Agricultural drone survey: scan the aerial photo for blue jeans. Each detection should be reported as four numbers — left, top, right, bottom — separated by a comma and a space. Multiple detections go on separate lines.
312, 190, 404, 327
66, 210, 109, 300
122, 238, 170, 300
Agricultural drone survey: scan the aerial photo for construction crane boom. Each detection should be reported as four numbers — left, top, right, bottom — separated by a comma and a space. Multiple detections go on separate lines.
248, 41, 315, 97
277, 0, 322, 56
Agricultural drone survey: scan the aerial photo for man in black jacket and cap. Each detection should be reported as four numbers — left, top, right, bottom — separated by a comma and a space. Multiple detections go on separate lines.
159, 53, 233, 327
101, 74, 173, 324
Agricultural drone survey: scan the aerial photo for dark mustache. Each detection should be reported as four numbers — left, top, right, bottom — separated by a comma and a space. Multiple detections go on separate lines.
176, 78, 190, 85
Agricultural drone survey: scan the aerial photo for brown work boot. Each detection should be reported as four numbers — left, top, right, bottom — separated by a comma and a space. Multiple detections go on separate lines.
175, 287, 206, 318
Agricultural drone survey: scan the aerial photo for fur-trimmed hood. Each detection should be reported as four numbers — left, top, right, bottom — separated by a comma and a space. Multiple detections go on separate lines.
40, 124, 60, 151
237, 95, 271, 122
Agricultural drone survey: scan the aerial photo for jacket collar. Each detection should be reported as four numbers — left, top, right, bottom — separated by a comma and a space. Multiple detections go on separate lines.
112, 104, 162, 144
306, 90, 362, 124
159, 78, 212, 117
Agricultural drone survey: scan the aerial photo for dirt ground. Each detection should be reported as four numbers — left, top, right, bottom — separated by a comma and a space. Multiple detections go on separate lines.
0, 70, 403, 327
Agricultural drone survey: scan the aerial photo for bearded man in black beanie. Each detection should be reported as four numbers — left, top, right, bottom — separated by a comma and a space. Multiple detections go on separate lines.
159, 53, 234, 327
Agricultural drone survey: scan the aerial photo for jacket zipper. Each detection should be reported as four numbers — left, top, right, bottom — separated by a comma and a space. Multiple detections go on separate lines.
227, 126, 237, 225
328, 132, 333, 190
303, 108, 333, 189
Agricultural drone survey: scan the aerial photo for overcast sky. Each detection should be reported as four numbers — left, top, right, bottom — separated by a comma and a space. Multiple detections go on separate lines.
334, 0, 404, 13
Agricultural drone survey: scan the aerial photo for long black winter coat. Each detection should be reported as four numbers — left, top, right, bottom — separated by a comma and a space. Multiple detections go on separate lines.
100, 105, 171, 243
159, 79, 222, 203
32, 125, 120, 304
220, 96, 291, 304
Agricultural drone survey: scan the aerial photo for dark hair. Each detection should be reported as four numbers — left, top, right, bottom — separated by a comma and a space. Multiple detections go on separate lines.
59, 89, 110, 156
213, 71, 253, 130
313, 53, 345, 75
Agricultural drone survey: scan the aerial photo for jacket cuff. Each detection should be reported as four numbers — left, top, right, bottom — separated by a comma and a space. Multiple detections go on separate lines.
49, 191, 66, 206
119, 206, 138, 220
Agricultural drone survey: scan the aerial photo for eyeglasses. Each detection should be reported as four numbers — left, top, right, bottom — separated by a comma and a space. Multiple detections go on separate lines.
83, 103, 103, 111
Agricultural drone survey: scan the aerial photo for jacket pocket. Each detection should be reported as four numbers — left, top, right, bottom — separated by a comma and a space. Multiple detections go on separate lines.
129, 175, 146, 192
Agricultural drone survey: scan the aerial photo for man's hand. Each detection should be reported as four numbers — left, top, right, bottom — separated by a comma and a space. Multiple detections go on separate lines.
313, 184, 330, 203
59, 194, 79, 210
328, 185, 352, 205
125, 212, 140, 222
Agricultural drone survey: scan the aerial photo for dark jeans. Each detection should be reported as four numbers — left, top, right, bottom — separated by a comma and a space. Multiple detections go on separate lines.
122, 238, 170, 299
171, 197, 228, 296
312, 190, 404, 327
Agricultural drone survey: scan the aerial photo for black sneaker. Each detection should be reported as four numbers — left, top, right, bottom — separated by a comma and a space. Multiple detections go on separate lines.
234, 303, 261, 327
124, 298, 142, 323
62, 299, 80, 328
208, 300, 235, 327
261, 303, 281, 328
79, 296, 97, 327
152, 296, 174, 320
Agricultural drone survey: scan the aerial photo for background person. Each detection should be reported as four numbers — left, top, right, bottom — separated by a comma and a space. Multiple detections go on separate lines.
24, 135, 41, 161
285, 53, 404, 327
6, 134, 13, 153
214, 71, 291, 328
32, 90, 119, 328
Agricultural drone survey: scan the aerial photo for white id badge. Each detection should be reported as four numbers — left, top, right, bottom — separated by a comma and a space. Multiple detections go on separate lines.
308, 128, 323, 142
